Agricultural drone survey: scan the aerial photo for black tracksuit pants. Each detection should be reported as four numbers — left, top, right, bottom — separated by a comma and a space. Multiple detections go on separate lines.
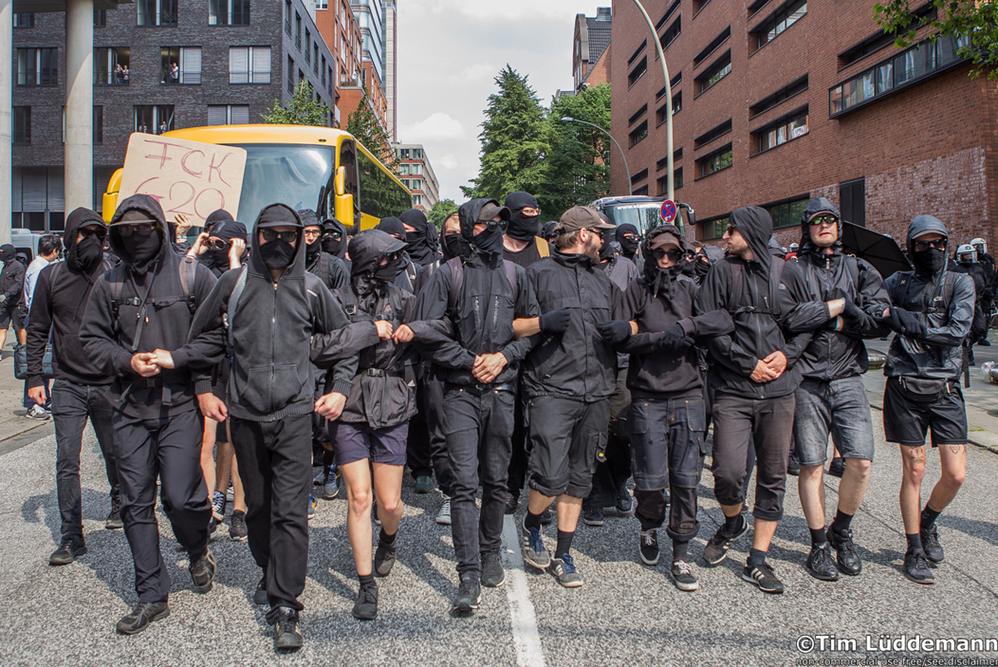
230, 414, 311, 623
422, 375, 454, 497
113, 409, 210, 603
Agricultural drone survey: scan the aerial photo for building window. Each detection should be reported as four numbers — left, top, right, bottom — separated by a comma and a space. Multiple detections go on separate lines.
764, 196, 809, 229
95, 47, 130, 85
630, 169, 649, 186
839, 178, 866, 226
633, 185, 649, 196
285, 0, 293, 35
660, 17, 681, 51
753, 0, 806, 52
413, 194, 423, 206
12, 168, 66, 232
314, 45, 320, 75
305, 30, 312, 63
398, 163, 409, 175
750, 75, 808, 117
210, 0, 250, 26
317, 0, 329, 8
296, 13, 302, 49
94, 106, 103, 145
229, 46, 271, 84
837, 5, 936, 68
628, 57, 647, 88
656, 92, 682, 125
754, 107, 808, 153
13, 107, 31, 145
161, 47, 201, 84
321, 56, 327, 86
656, 148, 683, 171
208, 104, 250, 125
137, 0, 178, 26
400, 148, 410, 159
829, 34, 970, 117
658, 169, 684, 194
695, 50, 730, 95
94, 10, 107, 27
702, 216, 729, 240
693, 0, 712, 14
288, 56, 295, 94
629, 121, 648, 148
14, 13, 34, 28
134, 105, 175, 134
628, 104, 648, 127
693, 26, 730, 67
694, 120, 732, 150
402, 179, 410, 189
411, 179, 422, 190
697, 143, 732, 178
655, 0, 680, 29
410, 162, 422, 174
17, 49, 58, 86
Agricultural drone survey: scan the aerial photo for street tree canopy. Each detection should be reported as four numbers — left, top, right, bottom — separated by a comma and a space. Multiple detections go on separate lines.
345, 90, 399, 174
427, 198, 458, 230
263, 81, 332, 127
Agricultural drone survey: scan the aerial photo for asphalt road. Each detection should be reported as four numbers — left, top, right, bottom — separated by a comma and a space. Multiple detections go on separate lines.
1, 401, 997, 666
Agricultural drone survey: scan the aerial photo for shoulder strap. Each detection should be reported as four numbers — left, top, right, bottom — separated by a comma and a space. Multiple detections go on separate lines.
726, 257, 742, 311
536, 237, 550, 258
769, 258, 785, 315
502, 260, 518, 300
446, 257, 463, 311
845, 256, 860, 289
179, 256, 198, 313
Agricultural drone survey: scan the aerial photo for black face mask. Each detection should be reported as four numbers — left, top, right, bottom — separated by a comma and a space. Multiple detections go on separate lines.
260, 239, 296, 270
75, 235, 103, 272
209, 246, 231, 269
121, 232, 161, 266
405, 229, 426, 246
472, 228, 505, 256
911, 248, 947, 276
322, 236, 341, 255
444, 234, 463, 260
694, 256, 711, 278
306, 239, 322, 263
507, 211, 541, 242
373, 255, 402, 283
619, 237, 640, 257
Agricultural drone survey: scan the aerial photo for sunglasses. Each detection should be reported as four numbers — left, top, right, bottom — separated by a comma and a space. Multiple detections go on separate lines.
207, 239, 230, 250
808, 215, 838, 227
725, 224, 736, 235
79, 226, 106, 240
652, 248, 684, 262
261, 229, 297, 243
912, 238, 947, 252
117, 222, 156, 238
483, 219, 509, 233
324, 230, 342, 240
622, 234, 640, 242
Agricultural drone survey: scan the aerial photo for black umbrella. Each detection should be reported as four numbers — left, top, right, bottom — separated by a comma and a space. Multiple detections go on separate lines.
839, 221, 911, 279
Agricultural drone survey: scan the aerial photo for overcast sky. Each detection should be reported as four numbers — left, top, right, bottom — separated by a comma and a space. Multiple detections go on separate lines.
396, 1, 609, 203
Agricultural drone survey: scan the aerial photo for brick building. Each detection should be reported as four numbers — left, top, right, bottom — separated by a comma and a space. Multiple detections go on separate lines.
574, 7, 612, 92
609, 0, 998, 248
394, 143, 438, 211
315, 0, 364, 126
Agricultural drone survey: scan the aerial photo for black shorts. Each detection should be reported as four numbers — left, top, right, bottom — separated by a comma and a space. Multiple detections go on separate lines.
883, 376, 967, 447
0, 303, 18, 329
526, 395, 609, 498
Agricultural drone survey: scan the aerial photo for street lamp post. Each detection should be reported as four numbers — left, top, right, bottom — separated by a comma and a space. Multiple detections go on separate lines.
631, 0, 675, 202
560, 116, 633, 196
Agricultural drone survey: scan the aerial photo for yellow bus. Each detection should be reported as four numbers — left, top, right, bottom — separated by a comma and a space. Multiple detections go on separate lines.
102, 125, 412, 230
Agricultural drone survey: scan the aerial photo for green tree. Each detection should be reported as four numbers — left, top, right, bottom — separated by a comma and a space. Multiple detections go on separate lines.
462, 66, 549, 200
345, 90, 398, 174
427, 198, 458, 230
263, 80, 332, 126
874, 0, 998, 78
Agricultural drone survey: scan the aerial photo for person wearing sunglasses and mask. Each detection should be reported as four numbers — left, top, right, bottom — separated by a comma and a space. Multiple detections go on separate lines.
601, 225, 734, 591
394, 198, 540, 612
615, 223, 642, 269
28, 209, 122, 569
299, 209, 348, 292
80, 194, 223, 635
322, 217, 351, 271
878, 215, 974, 585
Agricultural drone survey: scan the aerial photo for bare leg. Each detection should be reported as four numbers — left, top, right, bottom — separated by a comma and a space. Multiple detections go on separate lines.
752, 519, 778, 552
555, 494, 583, 533
798, 464, 826, 530
342, 459, 374, 576
927, 444, 966, 512
837, 458, 872, 515
372, 463, 404, 536
200, 417, 217, 500
527, 488, 554, 516
899, 445, 926, 535
229, 420, 247, 513
215, 439, 234, 494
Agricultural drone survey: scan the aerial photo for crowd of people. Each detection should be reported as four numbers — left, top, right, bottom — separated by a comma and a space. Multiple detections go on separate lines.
16, 189, 980, 650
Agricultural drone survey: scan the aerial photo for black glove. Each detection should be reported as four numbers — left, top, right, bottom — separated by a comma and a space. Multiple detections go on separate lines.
841, 299, 865, 322
656, 323, 693, 352
596, 320, 631, 346
888, 307, 928, 339
538, 308, 571, 335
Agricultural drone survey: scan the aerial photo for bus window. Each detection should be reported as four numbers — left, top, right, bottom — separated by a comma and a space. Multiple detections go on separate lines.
235, 144, 335, 225
357, 148, 411, 220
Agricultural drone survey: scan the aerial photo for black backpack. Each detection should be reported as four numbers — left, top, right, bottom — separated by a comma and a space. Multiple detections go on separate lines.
725, 256, 786, 317
445, 256, 518, 312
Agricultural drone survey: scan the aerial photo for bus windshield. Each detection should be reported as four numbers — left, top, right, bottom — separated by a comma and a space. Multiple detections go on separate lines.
230, 144, 335, 224
601, 201, 673, 235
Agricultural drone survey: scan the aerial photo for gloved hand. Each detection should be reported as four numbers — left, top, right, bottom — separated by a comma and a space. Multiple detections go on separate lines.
841, 299, 865, 322
596, 320, 631, 345
888, 307, 928, 339
539, 308, 571, 335
656, 323, 693, 352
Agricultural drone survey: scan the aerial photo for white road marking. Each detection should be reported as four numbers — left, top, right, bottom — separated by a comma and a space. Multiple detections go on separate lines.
501, 515, 547, 667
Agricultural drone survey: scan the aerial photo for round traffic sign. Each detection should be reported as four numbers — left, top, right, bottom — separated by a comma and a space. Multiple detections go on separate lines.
660, 199, 677, 224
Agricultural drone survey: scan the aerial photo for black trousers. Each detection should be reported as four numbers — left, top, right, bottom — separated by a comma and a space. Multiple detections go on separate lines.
585, 369, 633, 509
230, 414, 311, 623
506, 383, 529, 500
406, 377, 433, 479
422, 375, 454, 497
113, 409, 210, 603
51, 380, 119, 543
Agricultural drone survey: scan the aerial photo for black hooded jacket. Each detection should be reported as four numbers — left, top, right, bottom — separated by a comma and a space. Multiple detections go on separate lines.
503, 191, 549, 269
693, 207, 807, 399
299, 209, 349, 290
323, 218, 351, 271
80, 195, 221, 419
521, 249, 618, 402
615, 225, 734, 399
782, 197, 893, 381
187, 204, 353, 422
399, 208, 440, 267
377, 216, 428, 294
27, 208, 114, 389
0, 245, 24, 308
409, 198, 540, 386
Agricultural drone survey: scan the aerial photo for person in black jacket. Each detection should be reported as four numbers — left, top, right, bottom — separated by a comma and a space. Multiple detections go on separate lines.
394, 198, 540, 612
299, 209, 348, 291
322, 217, 351, 271
27, 208, 121, 567
376, 216, 426, 295
399, 207, 440, 268
781, 197, 892, 583
608, 225, 734, 591
80, 194, 222, 635
0, 244, 26, 352
186, 203, 353, 650
693, 206, 807, 595
615, 223, 642, 269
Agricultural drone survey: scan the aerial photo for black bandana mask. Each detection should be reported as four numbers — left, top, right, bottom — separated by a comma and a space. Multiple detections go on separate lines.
322, 236, 342, 256
507, 211, 541, 242
443, 234, 464, 260
121, 232, 161, 266
619, 236, 640, 257
209, 246, 231, 269
260, 239, 296, 270
472, 228, 505, 256
373, 255, 402, 283
911, 248, 947, 276
75, 235, 103, 272
306, 239, 322, 263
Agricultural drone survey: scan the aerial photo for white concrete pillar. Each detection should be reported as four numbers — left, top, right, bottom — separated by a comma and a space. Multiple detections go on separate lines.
0, 0, 12, 245
64, 0, 94, 212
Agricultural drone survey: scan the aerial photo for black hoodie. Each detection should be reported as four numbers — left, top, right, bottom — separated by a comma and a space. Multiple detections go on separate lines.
27, 208, 114, 388
399, 208, 440, 267
0, 244, 24, 308
80, 195, 222, 418
615, 225, 734, 399
693, 206, 807, 400
187, 204, 353, 421
409, 198, 540, 386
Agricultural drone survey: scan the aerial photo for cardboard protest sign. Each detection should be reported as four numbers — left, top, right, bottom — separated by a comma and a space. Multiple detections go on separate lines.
118, 134, 247, 227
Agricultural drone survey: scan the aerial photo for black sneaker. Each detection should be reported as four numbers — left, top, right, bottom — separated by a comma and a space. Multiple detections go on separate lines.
274, 606, 303, 650
804, 543, 839, 581
903, 550, 935, 584
741, 561, 785, 594
253, 576, 268, 605
615, 484, 633, 514
582, 505, 604, 527
189, 546, 217, 592
703, 517, 749, 566
374, 540, 397, 577
352, 580, 379, 620
414, 475, 434, 494
115, 601, 170, 635
827, 457, 846, 478
481, 552, 506, 588
229, 510, 248, 542
639, 528, 660, 566
454, 578, 481, 612
504, 492, 518, 515
671, 559, 699, 591
920, 525, 944, 563
49, 539, 87, 566
827, 525, 862, 575
106, 496, 123, 530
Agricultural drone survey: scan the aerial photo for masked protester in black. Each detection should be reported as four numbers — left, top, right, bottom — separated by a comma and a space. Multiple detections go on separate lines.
878, 215, 974, 586
502, 191, 550, 269
377, 216, 427, 294
323, 217, 352, 272
399, 208, 440, 268
80, 194, 223, 636
0, 243, 25, 349
397, 198, 540, 612
298, 209, 348, 291
950, 249, 988, 350
27, 208, 121, 568
615, 223, 642, 269
186, 204, 354, 650
542, 221, 559, 245
203, 219, 248, 277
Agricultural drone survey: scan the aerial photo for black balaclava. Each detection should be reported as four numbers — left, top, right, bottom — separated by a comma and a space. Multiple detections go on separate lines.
208, 219, 248, 270
349, 230, 406, 302
0, 245, 15, 264
504, 191, 540, 242
616, 224, 640, 258
115, 209, 163, 267
598, 227, 617, 262
297, 209, 324, 264
443, 233, 463, 261
376, 217, 407, 242
64, 208, 107, 274
322, 220, 344, 256
911, 245, 947, 276
204, 208, 234, 235
906, 215, 949, 278
257, 206, 300, 271
473, 226, 505, 256
399, 208, 438, 266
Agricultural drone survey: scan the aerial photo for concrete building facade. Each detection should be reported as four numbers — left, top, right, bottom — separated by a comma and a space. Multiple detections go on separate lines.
608, 0, 998, 247
383, 0, 396, 140
394, 142, 438, 211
